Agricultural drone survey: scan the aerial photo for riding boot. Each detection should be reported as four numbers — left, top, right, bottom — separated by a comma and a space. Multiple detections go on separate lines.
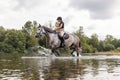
57, 33, 65, 47
61, 37, 65, 47
59, 37, 64, 47
62, 39, 65, 47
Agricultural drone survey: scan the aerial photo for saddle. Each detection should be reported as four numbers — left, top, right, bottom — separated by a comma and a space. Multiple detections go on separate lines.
63, 33, 69, 39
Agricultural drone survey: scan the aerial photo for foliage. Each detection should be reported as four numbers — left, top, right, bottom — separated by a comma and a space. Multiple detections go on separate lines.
114, 47, 120, 52
0, 22, 120, 54
0, 21, 39, 54
75, 26, 120, 53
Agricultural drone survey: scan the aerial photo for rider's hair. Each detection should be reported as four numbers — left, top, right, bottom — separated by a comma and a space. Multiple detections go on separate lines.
57, 17, 62, 20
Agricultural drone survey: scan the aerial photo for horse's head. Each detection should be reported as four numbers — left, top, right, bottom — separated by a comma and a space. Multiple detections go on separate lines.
35, 24, 46, 38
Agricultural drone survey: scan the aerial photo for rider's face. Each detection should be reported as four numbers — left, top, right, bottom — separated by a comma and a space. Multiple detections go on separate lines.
57, 19, 61, 22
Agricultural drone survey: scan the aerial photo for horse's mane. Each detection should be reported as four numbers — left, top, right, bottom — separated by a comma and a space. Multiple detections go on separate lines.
42, 26, 55, 33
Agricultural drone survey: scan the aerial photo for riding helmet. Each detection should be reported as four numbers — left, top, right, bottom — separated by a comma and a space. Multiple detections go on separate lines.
57, 17, 62, 20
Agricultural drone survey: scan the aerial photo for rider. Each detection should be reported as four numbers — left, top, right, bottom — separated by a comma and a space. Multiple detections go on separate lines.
55, 16, 65, 47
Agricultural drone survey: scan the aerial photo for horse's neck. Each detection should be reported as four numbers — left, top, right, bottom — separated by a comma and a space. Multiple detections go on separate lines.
46, 32, 58, 41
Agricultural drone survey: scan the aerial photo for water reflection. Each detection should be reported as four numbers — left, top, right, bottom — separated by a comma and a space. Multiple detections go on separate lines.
43, 59, 82, 80
0, 58, 25, 80
1, 56, 120, 80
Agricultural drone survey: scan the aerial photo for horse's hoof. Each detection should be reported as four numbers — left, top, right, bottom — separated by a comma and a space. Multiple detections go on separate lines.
79, 55, 82, 57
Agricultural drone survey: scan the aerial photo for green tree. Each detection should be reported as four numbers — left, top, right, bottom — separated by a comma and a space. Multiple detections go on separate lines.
104, 43, 115, 51
88, 34, 99, 52
111, 39, 120, 48
98, 41, 106, 51
82, 43, 92, 53
104, 35, 115, 51
22, 21, 39, 49
105, 35, 114, 44
0, 42, 15, 53
4, 29, 26, 53
0, 26, 5, 42
22, 21, 33, 35
75, 26, 96, 53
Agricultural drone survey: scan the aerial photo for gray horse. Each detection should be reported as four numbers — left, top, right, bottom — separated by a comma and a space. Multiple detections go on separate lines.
35, 24, 82, 57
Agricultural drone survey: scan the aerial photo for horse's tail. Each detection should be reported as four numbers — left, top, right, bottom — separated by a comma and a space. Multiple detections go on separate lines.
79, 42, 82, 48
79, 41, 82, 53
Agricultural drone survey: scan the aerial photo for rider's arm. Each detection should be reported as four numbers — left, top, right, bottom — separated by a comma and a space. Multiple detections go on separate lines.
55, 23, 63, 30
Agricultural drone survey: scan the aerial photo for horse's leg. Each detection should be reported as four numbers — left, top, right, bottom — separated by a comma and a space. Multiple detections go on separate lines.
77, 51, 79, 57
51, 48, 55, 55
55, 50, 61, 56
75, 47, 81, 57
71, 49, 75, 57
51, 47, 61, 56
77, 47, 82, 57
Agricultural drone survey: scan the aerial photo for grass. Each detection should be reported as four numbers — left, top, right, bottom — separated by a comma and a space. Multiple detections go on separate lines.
0, 52, 24, 60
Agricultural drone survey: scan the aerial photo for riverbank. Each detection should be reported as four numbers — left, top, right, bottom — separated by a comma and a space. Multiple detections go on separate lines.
0, 51, 120, 60
95, 51, 120, 55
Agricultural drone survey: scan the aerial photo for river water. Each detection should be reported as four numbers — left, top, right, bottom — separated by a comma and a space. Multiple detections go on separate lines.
1, 55, 120, 80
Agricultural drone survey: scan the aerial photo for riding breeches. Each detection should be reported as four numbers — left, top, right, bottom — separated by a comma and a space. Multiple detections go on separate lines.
58, 30, 64, 37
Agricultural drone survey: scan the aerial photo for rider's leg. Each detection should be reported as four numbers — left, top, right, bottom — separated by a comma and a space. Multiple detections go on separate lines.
57, 31, 64, 47
59, 31, 65, 47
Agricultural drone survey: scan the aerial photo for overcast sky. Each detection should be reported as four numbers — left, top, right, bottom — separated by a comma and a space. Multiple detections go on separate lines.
0, 0, 120, 39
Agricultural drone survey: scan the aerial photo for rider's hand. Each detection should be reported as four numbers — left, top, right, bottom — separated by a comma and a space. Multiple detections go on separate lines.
55, 27, 59, 30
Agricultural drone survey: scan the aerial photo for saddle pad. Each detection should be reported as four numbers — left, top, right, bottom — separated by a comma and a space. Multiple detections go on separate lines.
63, 33, 69, 39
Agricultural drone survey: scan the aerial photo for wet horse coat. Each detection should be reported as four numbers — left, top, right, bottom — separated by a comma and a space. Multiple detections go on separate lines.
35, 25, 82, 56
